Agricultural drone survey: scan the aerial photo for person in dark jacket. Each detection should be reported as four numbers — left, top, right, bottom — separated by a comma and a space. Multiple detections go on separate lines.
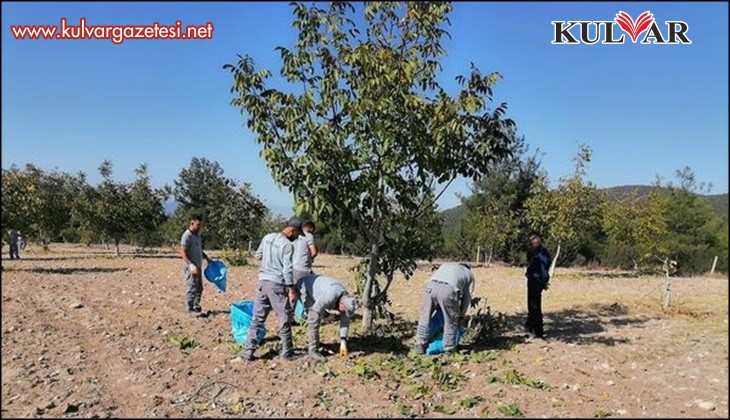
525, 232, 551, 339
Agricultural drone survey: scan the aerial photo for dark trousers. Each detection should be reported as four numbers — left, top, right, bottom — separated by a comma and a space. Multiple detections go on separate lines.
9, 243, 19, 259
525, 278, 544, 337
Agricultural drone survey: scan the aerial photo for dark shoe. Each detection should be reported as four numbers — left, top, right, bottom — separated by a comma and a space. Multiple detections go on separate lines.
236, 349, 254, 361
281, 350, 303, 361
308, 351, 327, 362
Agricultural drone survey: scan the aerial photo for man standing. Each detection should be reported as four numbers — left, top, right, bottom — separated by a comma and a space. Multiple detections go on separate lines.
293, 221, 318, 282
297, 274, 359, 361
238, 219, 303, 361
412, 263, 475, 355
524, 232, 551, 339
179, 215, 212, 317
7, 229, 20, 260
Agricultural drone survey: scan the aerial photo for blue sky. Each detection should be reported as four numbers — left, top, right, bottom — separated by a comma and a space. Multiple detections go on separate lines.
2, 2, 728, 215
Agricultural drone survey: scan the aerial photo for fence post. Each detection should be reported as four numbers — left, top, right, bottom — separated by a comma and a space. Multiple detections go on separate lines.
710, 256, 718, 274
476, 246, 481, 264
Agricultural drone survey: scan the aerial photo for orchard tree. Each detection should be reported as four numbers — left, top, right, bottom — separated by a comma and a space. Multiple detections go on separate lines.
213, 183, 268, 250
460, 135, 544, 264
1, 164, 86, 249
128, 164, 170, 247
172, 157, 269, 251
601, 187, 670, 271
79, 160, 135, 255
225, 2, 516, 331
525, 144, 603, 273
662, 167, 727, 275
173, 157, 237, 248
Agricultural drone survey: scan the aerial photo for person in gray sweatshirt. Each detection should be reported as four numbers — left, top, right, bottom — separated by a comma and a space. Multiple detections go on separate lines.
238, 219, 303, 361
293, 221, 318, 283
412, 262, 475, 355
297, 274, 360, 361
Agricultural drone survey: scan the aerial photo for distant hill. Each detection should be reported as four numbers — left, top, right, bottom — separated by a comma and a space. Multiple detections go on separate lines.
440, 185, 728, 232
601, 186, 728, 215
441, 204, 469, 234
163, 199, 177, 216
705, 193, 728, 215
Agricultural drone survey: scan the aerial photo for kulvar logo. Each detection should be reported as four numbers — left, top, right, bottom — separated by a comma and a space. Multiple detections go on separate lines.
552, 10, 692, 45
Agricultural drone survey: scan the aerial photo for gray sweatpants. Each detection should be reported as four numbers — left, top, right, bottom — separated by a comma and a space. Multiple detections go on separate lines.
415, 281, 461, 352
244, 280, 294, 356
184, 264, 203, 312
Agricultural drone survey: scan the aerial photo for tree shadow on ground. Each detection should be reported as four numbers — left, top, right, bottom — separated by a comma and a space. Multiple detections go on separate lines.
338, 314, 416, 356
6, 267, 131, 275
4, 256, 93, 262
560, 270, 641, 280
485, 302, 655, 348
206, 309, 230, 317
255, 302, 658, 358
5, 254, 178, 261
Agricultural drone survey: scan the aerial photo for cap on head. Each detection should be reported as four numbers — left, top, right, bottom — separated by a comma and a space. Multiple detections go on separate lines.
286, 219, 304, 236
341, 294, 360, 317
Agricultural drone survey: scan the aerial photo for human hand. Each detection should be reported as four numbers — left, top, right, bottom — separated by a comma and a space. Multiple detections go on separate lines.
189, 263, 199, 275
287, 287, 299, 305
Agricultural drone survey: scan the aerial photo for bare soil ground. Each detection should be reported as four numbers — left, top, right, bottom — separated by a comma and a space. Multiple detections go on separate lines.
1, 243, 727, 418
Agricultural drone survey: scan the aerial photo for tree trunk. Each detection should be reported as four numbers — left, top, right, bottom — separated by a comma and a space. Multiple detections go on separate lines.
361, 242, 378, 333
662, 258, 672, 310
549, 242, 561, 277
114, 239, 121, 256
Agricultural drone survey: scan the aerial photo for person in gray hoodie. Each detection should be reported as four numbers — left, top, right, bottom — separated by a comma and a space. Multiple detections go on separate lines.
297, 274, 360, 361
293, 221, 318, 283
412, 262, 475, 355
238, 219, 303, 361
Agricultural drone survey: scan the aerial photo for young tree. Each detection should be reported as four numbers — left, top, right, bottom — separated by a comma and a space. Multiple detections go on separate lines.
79, 160, 135, 256
172, 157, 268, 252
225, 2, 516, 331
1, 164, 86, 249
524, 144, 603, 273
128, 164, 170, 248
460, 135, 544, 264
662, 167, 727, 275
601, 187, 670, 271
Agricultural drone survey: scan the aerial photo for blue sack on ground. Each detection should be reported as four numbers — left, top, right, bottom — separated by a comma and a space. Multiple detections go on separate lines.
230, 300, 266, 344
204, 260, 227, 293
426, 308, 466, 355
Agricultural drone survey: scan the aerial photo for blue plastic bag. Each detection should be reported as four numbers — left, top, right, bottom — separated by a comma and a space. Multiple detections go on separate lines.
426, 308, 465, 355
203, 260, 227, 293
294, 299, 306, 322
230, 300, 266, 344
